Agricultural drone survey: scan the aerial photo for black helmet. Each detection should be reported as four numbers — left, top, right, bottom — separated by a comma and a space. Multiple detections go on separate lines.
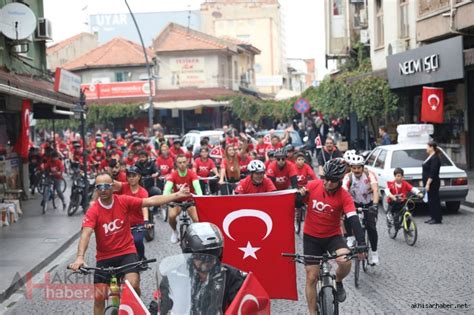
181, 223, 224, 259
126, 166, 140, 175
322, 158, 347, 181
284, 144, 295, 153
274, 149, 286, 158
267, 149, 276, 158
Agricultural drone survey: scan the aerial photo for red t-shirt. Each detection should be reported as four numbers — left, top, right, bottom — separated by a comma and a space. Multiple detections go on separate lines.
185, 151, 193, 164
193, 158, 216, 178
269, 142, 283, 151
82, 195, 143, 261
124, 156, 137, 167
226, 137, 239, 148
296, 163, 317, 188
256, 143, 269, 158
303, 179, 356, 238
113, 170, 127, 183
238, 155, 253, 173
117, 183, 149, 226
266, 160, 297, 190
43, 159, 64, 179
91, 150, 106, 162
386, 180, 413, 203
156, 155, 175, 176
167, 169, 198, 201
170, 147, 185, 158
221, 158, 241, 180
235, 176, 276, 194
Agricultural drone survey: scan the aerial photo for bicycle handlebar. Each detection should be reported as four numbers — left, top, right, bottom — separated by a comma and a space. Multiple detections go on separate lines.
67, 258, 157, 275
170, 200, 195, 208
282, 247, 368, 264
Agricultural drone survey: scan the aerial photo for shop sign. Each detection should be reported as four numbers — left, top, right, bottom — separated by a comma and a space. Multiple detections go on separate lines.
387, 36, 464, 89
81, 81, 155, 100
54, 68, 81, 98
170, 57, 206, 87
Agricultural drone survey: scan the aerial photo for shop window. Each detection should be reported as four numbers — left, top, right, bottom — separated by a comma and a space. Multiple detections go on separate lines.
399, 0, 409, 39
375, 0, 384, 48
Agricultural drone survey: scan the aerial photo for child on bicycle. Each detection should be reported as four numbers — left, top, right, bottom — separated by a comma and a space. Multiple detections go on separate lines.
385, 168, 423, 227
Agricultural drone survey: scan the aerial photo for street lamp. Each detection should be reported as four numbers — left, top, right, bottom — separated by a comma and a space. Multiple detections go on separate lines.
124, 0, 154, 135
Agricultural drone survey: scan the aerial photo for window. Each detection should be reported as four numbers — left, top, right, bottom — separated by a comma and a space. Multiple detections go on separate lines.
391, 149, 453, 168
333, 0, 343, 16
399, 0, 409, 39
366, 149, 380, 167
375, 0, 384, 47
115, 71, 130, 82
234, 61, 238, 83
374, 149, 387, 169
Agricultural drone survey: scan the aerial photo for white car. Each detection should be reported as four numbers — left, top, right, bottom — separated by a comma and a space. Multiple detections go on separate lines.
182, 130, 224, 156
365, 144, 468, 213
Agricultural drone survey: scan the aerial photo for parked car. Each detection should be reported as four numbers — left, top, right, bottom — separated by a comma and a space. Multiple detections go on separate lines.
255, 130, 304, 149
364, 144, 468, 213
182, 130, 224, 156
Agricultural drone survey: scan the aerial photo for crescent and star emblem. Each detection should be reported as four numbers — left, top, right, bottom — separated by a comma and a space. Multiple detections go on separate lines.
427, 94, 440, 111
222, 209, 273, 260
238, 294, 260, 315
118, 305, 133, 314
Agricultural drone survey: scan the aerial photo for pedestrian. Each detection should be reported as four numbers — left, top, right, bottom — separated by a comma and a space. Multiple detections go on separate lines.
317, 137, 342, 176
379, 126, 392, 145
423, 141, 442, 224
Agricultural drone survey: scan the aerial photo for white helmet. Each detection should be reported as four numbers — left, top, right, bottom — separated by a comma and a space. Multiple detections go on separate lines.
247, 159, 266, 173
343, 150, 356, 164
347, 154, 365, 166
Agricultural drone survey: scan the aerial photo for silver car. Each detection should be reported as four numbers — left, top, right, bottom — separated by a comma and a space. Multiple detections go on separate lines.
365, 144, 468, 213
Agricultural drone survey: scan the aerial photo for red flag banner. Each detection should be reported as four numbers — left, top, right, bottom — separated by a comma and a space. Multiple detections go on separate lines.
194, 190, 297, 300
225, 272, 271, 315
421, 87, 444, 123
315, 135, 323, 149
13, 99, 31, 159
263, 134, 271, 145
118, 280, 150, 315
209, 145, 223, 159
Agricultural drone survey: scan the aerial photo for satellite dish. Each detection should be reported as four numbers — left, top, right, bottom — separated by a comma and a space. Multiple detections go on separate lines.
0, 3, 37, 40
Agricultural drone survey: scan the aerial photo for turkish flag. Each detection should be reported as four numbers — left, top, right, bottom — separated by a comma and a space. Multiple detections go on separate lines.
194, 191, 297, 300
118, 280, 150, 315
315, 135, 323, 149
225, 272, 271, 315
263, 134, 271, 145
209, 145, 223, 159
13, 100, 31, 159
420, 87, 444, 123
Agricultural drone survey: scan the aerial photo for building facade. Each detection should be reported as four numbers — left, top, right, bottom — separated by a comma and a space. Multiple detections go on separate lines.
47, 32, 99, 70
200, 0, 285, 94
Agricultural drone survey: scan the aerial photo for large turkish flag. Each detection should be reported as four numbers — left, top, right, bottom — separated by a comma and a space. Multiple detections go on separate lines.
13, 99, 31, 159
194, 190, 297, 300
225, 272, 271, 315
420, 87, 444, 124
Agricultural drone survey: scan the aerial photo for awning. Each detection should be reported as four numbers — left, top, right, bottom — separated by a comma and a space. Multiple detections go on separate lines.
150, 99, 229, 110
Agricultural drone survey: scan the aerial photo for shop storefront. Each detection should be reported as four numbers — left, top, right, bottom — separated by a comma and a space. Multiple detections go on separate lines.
386, 36, 472, 168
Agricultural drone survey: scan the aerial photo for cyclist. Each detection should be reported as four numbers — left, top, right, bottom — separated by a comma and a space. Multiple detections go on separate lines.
110, 159, 127, 183
156, 143, 175, 190
113, 166, 151, 261
135, 150, 161, 197
238, 147, 253, 179
294, 152, 317, 188
235, 160, 276, 194
285, 144, 297, 163
41, 151, 66, 210
164, 154, 203, 243
219, 146, 241, 195
193, 147, 218, 194
170, 140, 185, 158
264, 149, 276, 168
266, 150, 298, 190
71, 142, 83, 163
385, 167, 424, 228
342, 154, 380, 265
68, 172, 190, 315
298, 158, 366, 314
123, 150, 137, 167
255, 134, 269, 161
160, 223, 246, 313
90, 142, 106, 172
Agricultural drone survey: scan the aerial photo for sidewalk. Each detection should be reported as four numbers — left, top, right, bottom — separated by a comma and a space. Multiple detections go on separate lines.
0, 191, 83, 303
462, 171, 474, 207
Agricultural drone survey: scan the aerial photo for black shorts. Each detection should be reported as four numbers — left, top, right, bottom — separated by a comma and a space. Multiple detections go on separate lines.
303, 234, 349, 265
94, 253, 139, 284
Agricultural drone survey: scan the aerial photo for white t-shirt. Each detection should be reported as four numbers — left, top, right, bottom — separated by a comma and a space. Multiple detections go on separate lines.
342, 171, 378, 205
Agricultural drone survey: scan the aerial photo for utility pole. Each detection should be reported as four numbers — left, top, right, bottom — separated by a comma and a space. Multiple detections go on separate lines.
79, 90, 89, 210
124, 0, 154, 135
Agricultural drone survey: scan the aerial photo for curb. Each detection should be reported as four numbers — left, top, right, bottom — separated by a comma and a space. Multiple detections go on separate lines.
0, 229, 81, 304
462, 200, 474, 208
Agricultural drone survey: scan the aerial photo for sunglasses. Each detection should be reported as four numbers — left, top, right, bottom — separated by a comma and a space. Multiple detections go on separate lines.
95, 183, 113, 191
323, 177, 340, 183
126, 173, 139, 178
255, 171, 265, 175
277, 158, 286, 161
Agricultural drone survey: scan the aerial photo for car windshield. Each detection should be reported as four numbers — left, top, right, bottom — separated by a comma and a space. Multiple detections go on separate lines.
391, 149, 453, 168
204, 134, 222, 146
269, 131, 303, 146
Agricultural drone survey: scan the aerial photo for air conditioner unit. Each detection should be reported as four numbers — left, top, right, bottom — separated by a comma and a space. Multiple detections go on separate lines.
391, 39, 408, 54
35, 18, 52, 41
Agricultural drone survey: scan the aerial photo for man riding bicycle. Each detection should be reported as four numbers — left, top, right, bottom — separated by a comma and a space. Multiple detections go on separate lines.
41, 151, 66, 210
163, 154, 203, 244
135, 150, 161, 196
68, 172, 190, 315
266, 149, 298, 190
235, 160, 276, 194
298, 158, 366, 315
342, 154, 380, 265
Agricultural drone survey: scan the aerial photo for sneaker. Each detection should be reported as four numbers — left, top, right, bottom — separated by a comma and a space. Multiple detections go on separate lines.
386, 212, 393, 224
170, 230, 179, 244
369, 251, 379, 265
346, 236, 356, 248
335, 282, 346, 302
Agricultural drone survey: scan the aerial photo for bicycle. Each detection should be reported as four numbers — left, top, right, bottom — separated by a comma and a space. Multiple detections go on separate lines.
282, 247, 366, 315
170, 200, 196, 243
67, 163, 94, 216
41, 172, 58, 214
351, 206, 376, 289
294, 204, 307, 236
386, 195, 419, 246
198, 175, 219, 195
68, 258, 156, 314
38, 172, 67, 195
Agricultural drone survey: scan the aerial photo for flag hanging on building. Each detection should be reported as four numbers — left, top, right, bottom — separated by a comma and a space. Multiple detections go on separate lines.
194, 191, 297, 300
420, 87, 444, 123
13, 100, 31, 159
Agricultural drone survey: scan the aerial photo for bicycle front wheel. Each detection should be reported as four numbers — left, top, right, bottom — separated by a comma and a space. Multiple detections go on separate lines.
403, 214, 418, 246
104, 305, 119, 315
67, 191, 81, 216
320, 286, 336, 315
354, 259, 360, 288
60, 178, 67, 193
